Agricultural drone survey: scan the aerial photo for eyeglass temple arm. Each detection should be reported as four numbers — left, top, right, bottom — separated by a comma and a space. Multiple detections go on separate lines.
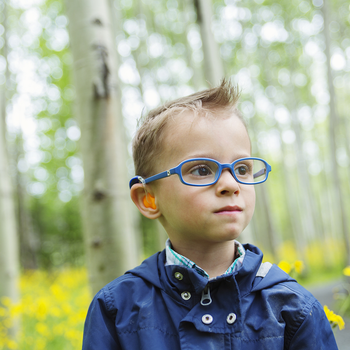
144, 170, 172, 184
253, 162, 272, 179
129, 169, 177, 188
253, 168, 266, 179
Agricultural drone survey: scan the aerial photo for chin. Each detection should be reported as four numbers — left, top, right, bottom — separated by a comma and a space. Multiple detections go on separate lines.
223, 226, 243, 237
216, 232, 241, 242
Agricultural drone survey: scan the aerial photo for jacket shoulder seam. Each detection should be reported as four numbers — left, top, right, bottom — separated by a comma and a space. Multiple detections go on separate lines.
102, 274, 145, 316
284, 295, 317, 348
104, 285, 117, 318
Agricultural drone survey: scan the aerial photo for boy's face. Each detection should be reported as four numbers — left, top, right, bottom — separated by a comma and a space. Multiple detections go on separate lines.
150, 110, 256, 249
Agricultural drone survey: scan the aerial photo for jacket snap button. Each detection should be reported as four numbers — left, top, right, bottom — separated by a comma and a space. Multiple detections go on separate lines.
227, 313, 236, 324
181, 291, 191, 300
174, 272, 183, 280
202, 314, 213, 325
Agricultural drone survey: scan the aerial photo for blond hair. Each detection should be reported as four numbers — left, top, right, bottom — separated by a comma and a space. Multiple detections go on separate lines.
132, 79, 244, 178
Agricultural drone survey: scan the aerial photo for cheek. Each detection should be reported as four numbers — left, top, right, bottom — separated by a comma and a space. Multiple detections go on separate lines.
157, 185, 205, 220
155, 181, 188, 213
171, 190, 205, 216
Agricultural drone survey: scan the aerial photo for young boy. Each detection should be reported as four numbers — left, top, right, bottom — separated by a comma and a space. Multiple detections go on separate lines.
82, 80, 338, 349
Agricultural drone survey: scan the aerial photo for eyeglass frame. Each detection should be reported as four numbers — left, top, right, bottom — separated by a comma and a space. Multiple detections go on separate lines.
129, 157, 272, 189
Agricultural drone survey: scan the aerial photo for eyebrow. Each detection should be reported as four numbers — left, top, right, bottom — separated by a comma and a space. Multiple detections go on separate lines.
182, 153, 251, 162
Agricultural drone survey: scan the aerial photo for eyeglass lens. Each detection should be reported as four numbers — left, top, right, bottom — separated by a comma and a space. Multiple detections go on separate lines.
181, 159, 267, 185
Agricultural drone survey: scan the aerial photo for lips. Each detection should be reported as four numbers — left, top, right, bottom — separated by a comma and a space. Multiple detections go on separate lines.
215, 205, 243, 214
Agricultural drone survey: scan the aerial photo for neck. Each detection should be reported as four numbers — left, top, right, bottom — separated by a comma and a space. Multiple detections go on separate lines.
170, 240, 237, 279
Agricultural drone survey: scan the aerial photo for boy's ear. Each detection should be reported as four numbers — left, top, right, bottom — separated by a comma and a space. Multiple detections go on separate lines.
130, 183, 161, 220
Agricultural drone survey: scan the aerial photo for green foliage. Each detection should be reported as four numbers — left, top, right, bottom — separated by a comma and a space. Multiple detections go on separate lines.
29, 196, 83, 268
335, 268, 350, 318
1, 0, 85, 268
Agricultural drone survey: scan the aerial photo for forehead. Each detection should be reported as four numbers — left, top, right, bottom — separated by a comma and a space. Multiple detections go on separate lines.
156, 109, 250, 169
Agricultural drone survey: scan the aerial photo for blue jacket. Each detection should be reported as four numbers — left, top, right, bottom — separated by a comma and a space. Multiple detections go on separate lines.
82, 244, 338, 349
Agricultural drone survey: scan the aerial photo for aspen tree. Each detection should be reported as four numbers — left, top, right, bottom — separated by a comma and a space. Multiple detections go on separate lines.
0, 0, 20, 331
0, 107, 19, 302
193, 0, 224, 86
65, 0, 138, 294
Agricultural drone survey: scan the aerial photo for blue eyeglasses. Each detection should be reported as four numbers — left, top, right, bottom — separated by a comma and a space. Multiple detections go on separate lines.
129, 157, 271, 188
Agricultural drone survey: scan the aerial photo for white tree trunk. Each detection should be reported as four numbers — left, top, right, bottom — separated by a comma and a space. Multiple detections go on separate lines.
14, 135, 38, 269
0, 81, 19, 321
194, 0, 224, 86
65, 0, 139, 294
0, 0, 19, 326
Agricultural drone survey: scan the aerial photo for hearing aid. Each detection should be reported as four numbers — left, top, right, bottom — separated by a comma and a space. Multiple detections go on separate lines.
143, 194, 157, 210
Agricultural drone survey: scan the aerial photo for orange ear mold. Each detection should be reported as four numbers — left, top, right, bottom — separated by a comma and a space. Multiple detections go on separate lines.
143, 194, 157, 209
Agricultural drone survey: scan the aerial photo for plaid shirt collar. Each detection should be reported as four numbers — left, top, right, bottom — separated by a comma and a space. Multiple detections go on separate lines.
165, 239, 245, 280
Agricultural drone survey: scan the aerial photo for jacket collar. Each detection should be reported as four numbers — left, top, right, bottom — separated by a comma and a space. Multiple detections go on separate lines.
126, 243, 293, 298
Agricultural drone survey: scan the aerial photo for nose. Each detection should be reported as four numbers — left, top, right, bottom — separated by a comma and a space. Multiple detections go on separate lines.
215, 168, 240, 195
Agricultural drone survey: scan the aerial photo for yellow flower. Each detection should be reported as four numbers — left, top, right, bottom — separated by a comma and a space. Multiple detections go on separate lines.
278, 261, 292, 274
334, 315, 345, 331
343, 266, 350, 276
293, 260, 304, 274
50, 284, 66, 302
36, 298, 48, 320
6, 339, 18, 349
65, 329, 81, 341
324, 305, 332, 318
324, 305, 345, 330
10, 302, 24, 317
62, 302, 72, 315
1, 267, 90, 348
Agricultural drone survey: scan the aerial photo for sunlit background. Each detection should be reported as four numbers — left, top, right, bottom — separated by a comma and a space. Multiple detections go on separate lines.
1, 0, 350, 347
2, 0, 349, 265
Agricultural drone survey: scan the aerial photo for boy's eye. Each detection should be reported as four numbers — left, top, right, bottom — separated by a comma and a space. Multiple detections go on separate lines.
234, 164, 251, 177
191, 165, 214, 176
181, 160, 218, 184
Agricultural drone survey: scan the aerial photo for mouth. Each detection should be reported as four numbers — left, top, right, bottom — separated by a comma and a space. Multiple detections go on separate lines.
215, 205, 243, 214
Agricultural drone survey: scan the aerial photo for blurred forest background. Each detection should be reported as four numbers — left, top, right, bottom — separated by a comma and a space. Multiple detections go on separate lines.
1, 0, 350, 347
